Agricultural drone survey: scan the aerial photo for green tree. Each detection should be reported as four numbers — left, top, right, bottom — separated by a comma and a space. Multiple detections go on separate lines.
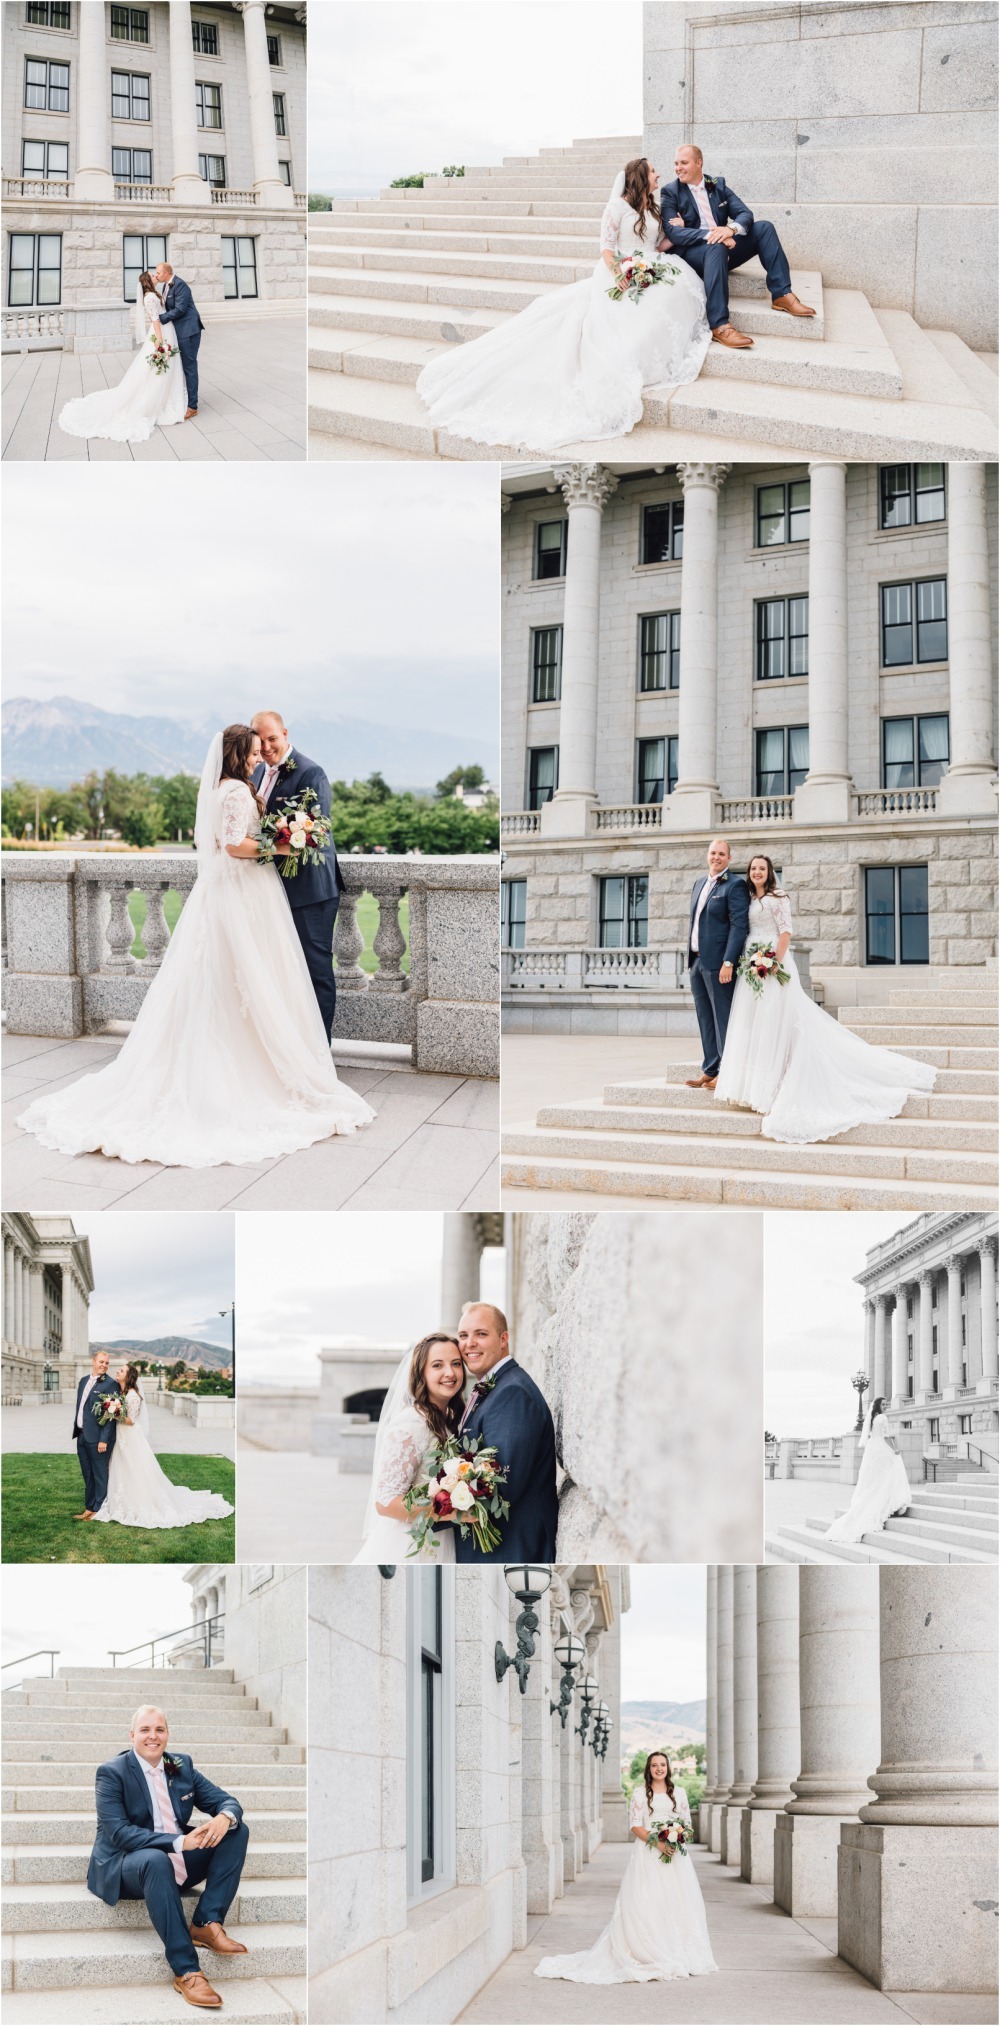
155, 773, 199, 841
308, 193, 332, 210
390, 171, 430, 188
435, 763, 486, 799
1, 780, 38, 837
118, 791, 164, 850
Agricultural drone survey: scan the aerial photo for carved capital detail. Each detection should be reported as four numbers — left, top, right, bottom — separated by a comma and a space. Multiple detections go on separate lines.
552, 463, 619, 513
676, 460, 731, 494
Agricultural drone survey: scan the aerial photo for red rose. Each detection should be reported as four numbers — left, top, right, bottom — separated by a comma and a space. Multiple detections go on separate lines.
431, 1489, 453, 1516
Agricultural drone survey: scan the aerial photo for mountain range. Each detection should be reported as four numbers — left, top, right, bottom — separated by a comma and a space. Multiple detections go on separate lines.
92, 1336, 231, 1373
2, 696, 497, 793
619, 1700, 707, 1756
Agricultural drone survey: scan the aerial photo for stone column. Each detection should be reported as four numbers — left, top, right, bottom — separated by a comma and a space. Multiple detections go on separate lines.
539, 464, 618, 839
917, 1270, 935, 1399
28, 1266, 44, 1358
774, 1566, 881, 1917
167, 0, 211, 204
839, 1567, 998, 1992
891, 1287, 909, 1405
795, 460, 852, 822
863, 1297, 876, 1386
521, 1587, 559, 1912
3, 1241, 13, 1347
724, 1568, 758, 1864
944, 1253, 965, 1391
700, 1567, 718, 1845
237, 0, 294, 207
440, 1215, 482, 1331
598, 1580, 627, 1843
873, 1294, 889, 1400
712, 1566, 734, 1855
938, 462, 996, 817
74, 0, 115, 201
13, 1251, 23, 1350
668, 462, 730, 829
742, 1565, 799, 1888
977, 1238, 997, 1384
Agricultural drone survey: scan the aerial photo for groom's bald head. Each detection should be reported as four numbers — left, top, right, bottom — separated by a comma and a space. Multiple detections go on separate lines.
130, 1706, 169, 1764
674, 144, 703, 183
458, 1303, 509, 1375
252, 712, 289, 765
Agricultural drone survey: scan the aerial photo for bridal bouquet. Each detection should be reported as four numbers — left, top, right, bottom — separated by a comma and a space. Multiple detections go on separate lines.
647, 1815, 691, 1864
92, 1395, 126, 1428
259, 788, 332, 880
737, 939, 791, 998
147, 341, 177, 376
607, 253, 678, 305
404, 1433, 510, 1557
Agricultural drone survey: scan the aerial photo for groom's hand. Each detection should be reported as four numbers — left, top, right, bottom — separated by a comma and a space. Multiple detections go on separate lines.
706, 224, 736, 246
197, 1814, 233, 1849
719, 962, 733, 984
97, 1442, 107, 1453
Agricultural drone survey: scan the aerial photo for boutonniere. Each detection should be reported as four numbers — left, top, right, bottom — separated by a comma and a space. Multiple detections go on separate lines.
162, 1753, 183, 1780
473, 1370, 499, 1398
704, 175, 717, 192
280, 756, 296, 777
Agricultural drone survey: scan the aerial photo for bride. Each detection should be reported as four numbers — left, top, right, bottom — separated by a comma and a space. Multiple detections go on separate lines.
93, 1363, 233, 1530
352, 1334, 467, 1564
825, 1397, 912, 1544
416, 157, 710, 450
714, 853, 936, 1143
536, 1751, 717, 1984
58, 275, 187, 445
18, 725, 374, 1168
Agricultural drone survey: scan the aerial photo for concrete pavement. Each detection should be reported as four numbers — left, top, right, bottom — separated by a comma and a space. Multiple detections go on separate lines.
235, 1440, 365, 1563
2, 1397, 235, 1459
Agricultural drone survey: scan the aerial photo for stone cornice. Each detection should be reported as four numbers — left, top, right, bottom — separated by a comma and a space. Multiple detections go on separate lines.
855, 1213, 998, 1292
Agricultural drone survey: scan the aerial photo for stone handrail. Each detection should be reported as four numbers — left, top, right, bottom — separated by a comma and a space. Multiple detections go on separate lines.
595, 804, 663, 832
115, 183, 173, 202
852, 787, 939, 817
717, 794, 794, 825
2, 308, 64, 344
503, 944, 685, 991
294, 193, 308, 209
1, 850, 499, 1080
3, 177, 68, 198
500, 811, 541, 837
211, 188, 259, 206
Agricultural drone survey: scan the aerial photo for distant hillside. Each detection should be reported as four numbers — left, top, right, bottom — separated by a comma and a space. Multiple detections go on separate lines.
620, 1700, 706, 1756
92, 1336, 231, 1373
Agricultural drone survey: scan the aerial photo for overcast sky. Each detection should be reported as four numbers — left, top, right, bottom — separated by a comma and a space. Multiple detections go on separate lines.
310, 2, 642, 194
3, 1565, 193, 1681
621, 1566, 706, 1703
2, 464, 498, 744
765, 1211, 916, 1437
69, 1213, 234, 1348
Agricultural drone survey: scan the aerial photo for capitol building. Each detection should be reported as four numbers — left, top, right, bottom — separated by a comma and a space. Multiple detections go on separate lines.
1, 1211, 92, 1397
856, 1209, 998, 1458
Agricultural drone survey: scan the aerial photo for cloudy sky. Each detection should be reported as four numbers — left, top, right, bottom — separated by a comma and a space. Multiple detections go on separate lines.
310, 2, 642, 194
70, 1213, 235, 1348
3, 1565, 192, 1679
765, 1210, 915, 1437
2, 464, 498, 747
622, 1565, 706, 1703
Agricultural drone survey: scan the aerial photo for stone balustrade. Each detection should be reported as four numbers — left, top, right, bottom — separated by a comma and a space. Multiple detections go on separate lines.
114, 182, 174, 203
1, 849, 499, 1080
503, 787, 944, 837
3, 177, 65, 199
500, 811, 541, 837
211, 188, 260, 207
717, 794, 794, 826
1, 309, 65, 350
594, 803, 663, 832
852, 787, 940, 818
503, 944, 685, 992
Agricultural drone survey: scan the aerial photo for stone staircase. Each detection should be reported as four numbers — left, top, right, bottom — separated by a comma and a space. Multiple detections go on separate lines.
308, 135, 998, 461
767, 1475, 999, 1566
501, 971, 999, 1209
1, 1667, 306, 2023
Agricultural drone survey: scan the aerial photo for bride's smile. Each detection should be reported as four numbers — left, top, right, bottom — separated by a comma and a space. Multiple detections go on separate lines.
423, 1346, 466, 1409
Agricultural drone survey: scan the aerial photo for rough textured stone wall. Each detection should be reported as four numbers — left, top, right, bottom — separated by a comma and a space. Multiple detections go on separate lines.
224, 1560, 307, 1747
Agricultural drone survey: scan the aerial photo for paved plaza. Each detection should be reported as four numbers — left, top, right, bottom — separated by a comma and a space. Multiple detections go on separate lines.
236, 1439, 365, 1564
2, 1396, 234, 1460
501, 1035, 694, 1207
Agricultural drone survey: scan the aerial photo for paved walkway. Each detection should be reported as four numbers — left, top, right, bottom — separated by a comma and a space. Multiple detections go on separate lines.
766, 1478, 858, 1537
2, 1397, 235, 1458
502, 1035, 696, 1207
459, 1842, 994, 2025
2, 317, 305, 461
235, 1440, 365, 1562
3, 1033, 498, 1212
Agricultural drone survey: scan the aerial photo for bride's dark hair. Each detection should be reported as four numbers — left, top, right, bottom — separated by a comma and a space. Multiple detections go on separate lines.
746, 852, 785, 897
221, 723, 264, 812
409, 1333, 464, 1447
622, 157, 661, 241
869, 1396, 886, 1418
644, 1750, 676, 1813
138, 270, 157, 296
119, 1362, 141, 1396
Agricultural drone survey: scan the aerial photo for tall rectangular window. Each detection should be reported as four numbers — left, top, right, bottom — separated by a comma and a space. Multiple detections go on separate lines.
273, 91, 287, 135
531, 626, 562, 703
111, 70, 150, 120
111, 5, 149, 39
406, 1568, 455, 1903
419, 1570, 442, 1882
198, 153, 227, 187
533, 519, 567, 579
638, 611, 680, 691
222, 235, 258, 299
191, 19, 218, 54
755, 725, 809, 796
641, 499, 683, 564
7, 232, 62, 307
756, 596, 808, 680
865, 864, 929, 965
24, 58, 69, 110
21, 140, 68, 178
112, 146, 152, 183
527, 747, 557, 808
637, 736, 677, 803
279, 158, 291, 185
881, 715, 950, 789
879, 463, 946, 529
599, 874, 649, 949
502, 879, 526, 949
267, 32, 282, 63
122, 231, 166, 303
26, 2, 70, 24
196, 80, 222, 127
880, 579, 947, 666
755, 478, 810, 548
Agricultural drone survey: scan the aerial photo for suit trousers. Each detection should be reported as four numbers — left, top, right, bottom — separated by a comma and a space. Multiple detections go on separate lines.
119, 1821, 249, 1977
677, 220, 791, 329
290, 897, 338, 1041
176, 329, 201, 410
77, 1437, 111, 1510
689, 955, 736, 1076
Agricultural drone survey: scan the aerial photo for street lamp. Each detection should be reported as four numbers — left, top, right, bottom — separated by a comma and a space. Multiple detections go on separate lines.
219, 1303, 236, 1395
549, 1632, 585, 1728
575, 1672, 599, 1744
495, 1565, 552, 1694
851, 1367, 869, 1430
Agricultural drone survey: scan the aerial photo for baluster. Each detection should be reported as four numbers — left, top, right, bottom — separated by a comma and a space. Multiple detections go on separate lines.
371, 885, 408, 993
333, 890, 367, 992
141, 882, 171, 970
104, 887, 135, 973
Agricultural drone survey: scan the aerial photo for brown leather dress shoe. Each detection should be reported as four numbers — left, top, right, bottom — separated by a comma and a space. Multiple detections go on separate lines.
771, 292, 816, 317
173, 1971, 223, 2008
190, 1922, 248, 1955
184, 407, 198, 419
684, 1074, 713, 1088
72, 1510, 93, 1520
704, 1076, 718, 1090
711, 322, 753, 348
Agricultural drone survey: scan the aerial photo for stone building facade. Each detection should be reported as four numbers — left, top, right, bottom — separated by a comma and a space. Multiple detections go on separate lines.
703, 1562, 997, 1994
2, 0, 306, 352
856, 1209, 998, 1459
308, 1562, 627, 2025
501, 459, 998, 1034
1, 1209, 92, 1397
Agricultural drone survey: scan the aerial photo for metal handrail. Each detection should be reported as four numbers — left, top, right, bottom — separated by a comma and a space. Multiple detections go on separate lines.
1, 1648, 59, 1679
109, 1614, 224, 1671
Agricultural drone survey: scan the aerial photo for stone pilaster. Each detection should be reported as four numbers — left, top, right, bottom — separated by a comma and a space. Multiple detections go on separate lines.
795, 460, 851, 822
168, 0, 211, 204
937, 462, 996, 817
774, 1567, 880, 1917
863, 1297, 876, 1387
700, 1566, 718, 1845
237, 0, 294, 208
74, 0, 115, 202
723, 1567, 758, 1865
978, 1238, 997, 1384
873, 1293, 889, 1400
742, 1565, 799, 1888
944, 1253, 965, 1392
712, 1565, 734, 1855
891, 1286, 910, 1405
667, 462, 730, 830
521, 1584, 559, 1913
539, 464, 618, 838
917, 1270, 935, 1398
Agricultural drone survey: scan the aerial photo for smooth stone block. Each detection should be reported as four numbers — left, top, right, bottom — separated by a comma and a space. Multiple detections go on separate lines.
773, 1810, 847, 1917
741, 1804, 781, 1886
914, 207, 1000, 353
838, 1822, 1000, 1992
4, 975, 83, 1040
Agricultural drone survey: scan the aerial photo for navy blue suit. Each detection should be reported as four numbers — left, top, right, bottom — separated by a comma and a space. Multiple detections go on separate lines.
658, 177, 791, 331
253, 747, 343, 1041
454, 1359, 558, 1562
687, 871, 750, 1077
72, 1373, 120, 1511
157, 274, 204, 411
88, 1749, 248, 1978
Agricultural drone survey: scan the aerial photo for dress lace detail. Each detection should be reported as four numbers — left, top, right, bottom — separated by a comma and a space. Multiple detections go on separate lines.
352, 1402, 455, 1567
220, 781, 254, 849
94, 1392, 234, 1531
374, 1422, 425, 1506
58, 290, 187, 443
537, 1779, 715, 1985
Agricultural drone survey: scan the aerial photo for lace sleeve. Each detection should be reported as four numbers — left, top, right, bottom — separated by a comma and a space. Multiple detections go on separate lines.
772, 894, 793, 939
125, 1389, 141, 1424
375, 1423, 424, 1505
220, 784, 251, 848
144, 291, 161, 320
674, 1785, 692, 1825
873, 1413, 889, 1436
600, 198, 627, 253
629, 1787, 647, 1830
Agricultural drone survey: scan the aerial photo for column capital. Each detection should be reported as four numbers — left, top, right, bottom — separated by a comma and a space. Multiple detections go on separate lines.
976, 1234, 996, 1261
918, 1267, 936, 1289
676, 460, 731, 493
863, 1294, 876, 1313
552, 463, 618, 513
875, 1290, 891, 1311
945, 1253, 965, 1276
806, 457, 848, 474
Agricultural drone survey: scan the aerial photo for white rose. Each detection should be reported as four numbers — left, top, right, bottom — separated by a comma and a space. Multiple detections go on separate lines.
440, 1463, 461, 1491
667, 1826, 679, 1842
290, 828, 308, 850
450, 1481, 475, 1511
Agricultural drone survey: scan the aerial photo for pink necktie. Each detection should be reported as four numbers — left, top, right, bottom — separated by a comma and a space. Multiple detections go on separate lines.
151, 1764, 187, 1883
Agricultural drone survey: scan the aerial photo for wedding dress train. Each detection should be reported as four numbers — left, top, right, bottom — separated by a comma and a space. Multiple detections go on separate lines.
825, 1411, 912, 1543
58, 288, 187, 444
536, 1786, 717, 1984
714, 892, 936, 1143
93, 1389, 233, 1530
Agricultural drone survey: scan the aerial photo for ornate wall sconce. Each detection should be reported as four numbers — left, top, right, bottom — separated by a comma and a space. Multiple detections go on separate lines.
495, 1564, 552, 1694
575, 1672, 599, 1743
549, 1632, 585, 1728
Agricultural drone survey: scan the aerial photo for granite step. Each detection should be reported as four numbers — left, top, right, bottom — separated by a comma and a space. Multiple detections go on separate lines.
2, 1811, 305, 1846
3, 1785, 304, 1815
311, 210, 602, 239
812, 1514, 998, 1561
767, 1523, 995, 1566
309, 223, 600, 259
1, 1739, 302, 1764
666, 372, 996, 459
903, 1495, 998, 1530
3, 1713, 279, 1737
3, 1761, 302, 1786
840, 1002, 997, 1027
3, 1843, 305, 1886
2, 1878, 306, 1934
48, 1669, 235, 1685
925, 329, 1000, 422
657, 1059, 998, 1097
501, 1122, 995, 1186
1, 1920, 306, 1990
0, 1979, 307, 2024
309, 295, 510, 343
601, 1080, 997, 1123
532, 1101, 996, 1155
499, 1147, 996, 1211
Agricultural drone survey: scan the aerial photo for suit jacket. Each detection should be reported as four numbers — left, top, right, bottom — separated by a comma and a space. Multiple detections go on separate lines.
252, 747, 342, 913
454, 1360, 558, 1562
72, 1374, 121, 1449
158, 275, 204, 342
658, 176, 754, 252
87, 1749, 244, 1906
688, 871, 750, 972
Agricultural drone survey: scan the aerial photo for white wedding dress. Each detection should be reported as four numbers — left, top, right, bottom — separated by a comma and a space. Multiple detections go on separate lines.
18, 742, 375, 1168
93, 1388, 233, 1530
536, 1785, 717, 1984
351, 1402, 456, 1565
825, 1411, 912, 1543
714, 891, 936, 1143
58, 288, 187, 444
415, 184, 710, 450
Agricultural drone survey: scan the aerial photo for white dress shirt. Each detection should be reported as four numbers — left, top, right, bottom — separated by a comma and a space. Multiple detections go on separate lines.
259, 745, 292, 807
691, 875, 719, 955
132, 1749, 235, 1850
75, 1371, 99, 1433
688, 178, 744, 238
459, 1353, 513, 1429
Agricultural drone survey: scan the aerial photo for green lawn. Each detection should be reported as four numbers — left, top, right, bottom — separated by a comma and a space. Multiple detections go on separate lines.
128, 887, 409, 976
2, 1454, 235, 1565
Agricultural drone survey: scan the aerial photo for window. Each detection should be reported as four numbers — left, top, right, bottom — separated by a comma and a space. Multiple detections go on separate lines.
113, 146, 152, 183
756, 596, 808, 680
406, 1568, 454, 1901
879, 463, 946, 530
267, 32, 282, 63
756, 478, 810, 548
755, 725, 809, 797
111, 5, 148, 39
222, 235, 258, 299
637, 736, 677, 804
199, 153, 227, 187
641, 499, 683, 564
864, 865, 929, 965
123, 231, 166, 303
111, 70, 150, 119
639, 611, 680, 691
534, 519, 567, 579
25, 2, 70, 25
929, 1417, 940, 1443
24, 58, 69, 111
7, 232, 62, 306
881, 715, 950, 789
599, 874, 648, 949
531, 626, 562, 703
881, 578, 947, 666
21, 139, 68, 179
196, 80, 222, 128
959, 1413, 973, 1435
278, 158, 291, 186
273, 92, 287, 135
191, 18, 218, 54
502, 880, 526, 949
527, 747, 557, 808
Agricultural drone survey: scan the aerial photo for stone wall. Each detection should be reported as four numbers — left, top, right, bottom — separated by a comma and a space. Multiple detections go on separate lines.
223, 1561, 306, 1749
643, 0, 999, 349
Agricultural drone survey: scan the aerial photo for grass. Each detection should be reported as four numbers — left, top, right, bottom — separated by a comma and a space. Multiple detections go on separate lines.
2, 1454, 235, 1565
128, 887, 409, 976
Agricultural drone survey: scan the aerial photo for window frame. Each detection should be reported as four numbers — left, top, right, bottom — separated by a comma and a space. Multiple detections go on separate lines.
196, 79, 223, 129
110, 5, 149, 41
880, 577, 948, 668
754, 477, 811, 549
198, 152, 227, 188
864, 863, 930, 967
533, 518, 567, 580
636, 734, 678, 805
122, 230, 166, 305
502, 879, 527, 949
530, 625, 562, 704
527, 746, 558, 809
405, 1568, 455, 1904
755, 594, 809, 682
638, 609, 680, 692
221, 234, 258, 300
273, 90, 287, 135
640, 498, 684, 566
25, 1, 71, 26
24, 56, 69, 112
191, 17, 218, 55
599, 873, 649, 950
880, 713, 950, 790
878, 462, 947, 531
7, 230, 62, 308
111, 68, 150, 121
755, 724, 809, 798
112, 145, 152, 184
278, 157, 292, 186
21, 138, 68, 179
267, 31, 283, 64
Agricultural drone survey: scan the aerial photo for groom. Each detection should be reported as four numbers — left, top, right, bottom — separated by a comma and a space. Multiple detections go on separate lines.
252, 710, 342, 1042
71, 1350, 120, 1521
154, 262, 205, 417
686, 837, 750, 1089
658, 144, 816, 349
89, 1704, 250, 2011
453, 1303, 558, 1561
